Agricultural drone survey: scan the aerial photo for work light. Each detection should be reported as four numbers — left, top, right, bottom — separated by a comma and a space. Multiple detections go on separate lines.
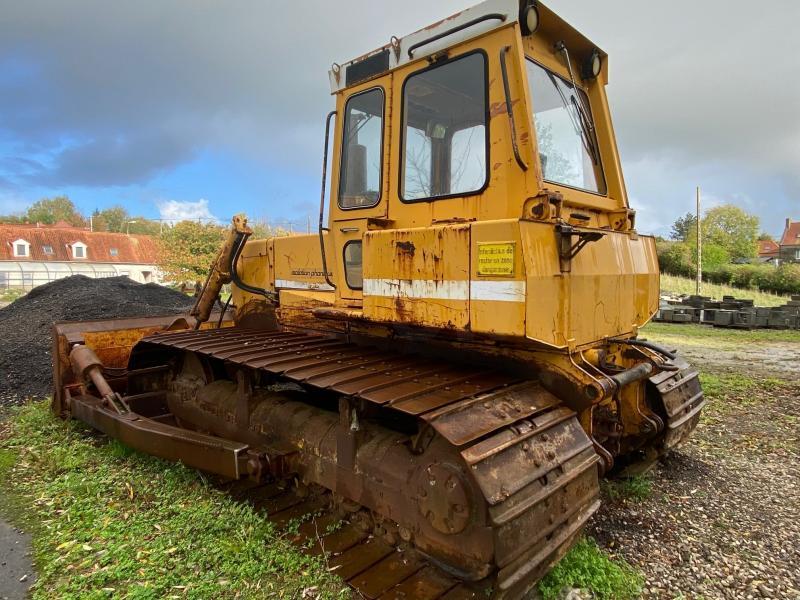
582, 48, 602, 79
520, 2, 539, 35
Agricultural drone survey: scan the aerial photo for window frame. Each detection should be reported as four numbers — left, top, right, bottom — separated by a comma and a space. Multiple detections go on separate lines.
337, 86, 386, 211
399, 49, 490, 204
12, 240, 29, 257
72, 243, 87, 259
42, 245, 54, 255
110, 248, 119, 257
342, 240, 363, 290
525, 57, 608, 197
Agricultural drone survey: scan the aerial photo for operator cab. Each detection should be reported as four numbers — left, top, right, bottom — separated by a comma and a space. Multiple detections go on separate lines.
322, 0, 625, 313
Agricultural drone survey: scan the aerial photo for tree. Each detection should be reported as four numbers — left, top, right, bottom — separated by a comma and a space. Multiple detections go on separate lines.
670, 212, 697, 241
700, 243, 730, 270
92, 206, 129, 232
91, 206, 161, 235
25, 196, 86, 226
758, 232, 775, 242
700, 205, 759, 261
157, 221, 226, 283
127, 218, 162, 236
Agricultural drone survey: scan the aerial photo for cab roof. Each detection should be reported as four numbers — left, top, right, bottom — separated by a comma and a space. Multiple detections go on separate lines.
328, 0, 605, 93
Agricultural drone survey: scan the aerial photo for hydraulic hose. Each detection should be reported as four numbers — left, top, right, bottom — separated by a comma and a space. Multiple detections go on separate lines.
228, 231, 277, 302
609, 338, 677, 360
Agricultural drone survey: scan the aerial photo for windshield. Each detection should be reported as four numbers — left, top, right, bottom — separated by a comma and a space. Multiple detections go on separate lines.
526, 59, 606, 195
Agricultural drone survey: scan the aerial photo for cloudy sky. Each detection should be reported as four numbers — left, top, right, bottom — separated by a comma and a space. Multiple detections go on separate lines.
0, 0, 797, 236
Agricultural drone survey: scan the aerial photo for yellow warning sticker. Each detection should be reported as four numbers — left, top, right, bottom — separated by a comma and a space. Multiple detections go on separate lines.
477, 242, 515, 276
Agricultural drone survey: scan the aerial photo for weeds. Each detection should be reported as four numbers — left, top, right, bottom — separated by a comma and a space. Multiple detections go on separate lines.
538, 537, 643, 600
602, 474, 653, 502
0, 401, 348, 599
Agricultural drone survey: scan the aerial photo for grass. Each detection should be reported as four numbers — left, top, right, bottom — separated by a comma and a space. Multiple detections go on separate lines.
538, 538, 643, 600
642, 321, 800, 345
0, 288, 26, 303
602, 475, 653, 503
661, 274, 791, 307
0, 402, 347, 600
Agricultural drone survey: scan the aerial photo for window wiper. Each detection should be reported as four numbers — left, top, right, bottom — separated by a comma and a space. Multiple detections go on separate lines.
554, 41, 599, 165
345, 113, 374, 145
570, 95, 599, 165
546, 70, 597, 165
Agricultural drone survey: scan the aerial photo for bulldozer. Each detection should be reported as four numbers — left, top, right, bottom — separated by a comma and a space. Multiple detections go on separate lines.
51, 1, 704, 597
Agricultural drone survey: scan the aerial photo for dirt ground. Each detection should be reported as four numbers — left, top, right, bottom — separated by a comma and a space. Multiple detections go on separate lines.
589, 325, 800, 599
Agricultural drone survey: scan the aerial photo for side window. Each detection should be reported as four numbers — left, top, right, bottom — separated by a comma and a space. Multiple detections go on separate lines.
339, 88, 384, 209
343, 241, 363, 289
401, 52, 488, 201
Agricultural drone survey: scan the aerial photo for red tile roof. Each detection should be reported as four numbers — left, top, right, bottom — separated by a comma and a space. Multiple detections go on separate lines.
0, 223, 159, 264
758, 239, 779, 256
780, 220, 800, 247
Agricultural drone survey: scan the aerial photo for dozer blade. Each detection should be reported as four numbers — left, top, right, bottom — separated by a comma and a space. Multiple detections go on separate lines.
52, 314, 231, 416
70, 394, 250, 478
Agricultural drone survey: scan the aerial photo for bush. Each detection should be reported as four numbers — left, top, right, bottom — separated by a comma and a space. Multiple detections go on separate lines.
657, 242, 800, 295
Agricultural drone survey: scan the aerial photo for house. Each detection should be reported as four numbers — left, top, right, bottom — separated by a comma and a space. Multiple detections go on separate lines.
757, 239, 780, 262
779, 218, 800, 263
0, 222, 162, 290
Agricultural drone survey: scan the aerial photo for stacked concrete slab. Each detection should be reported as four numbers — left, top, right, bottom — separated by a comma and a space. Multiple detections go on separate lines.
655, 294, 800, 330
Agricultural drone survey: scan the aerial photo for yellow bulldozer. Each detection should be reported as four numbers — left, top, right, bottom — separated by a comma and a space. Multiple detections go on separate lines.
51, 1, 704, 597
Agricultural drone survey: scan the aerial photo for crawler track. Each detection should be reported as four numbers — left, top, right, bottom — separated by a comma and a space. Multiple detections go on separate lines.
221, 479, 486, 598
128, 327, 603, 598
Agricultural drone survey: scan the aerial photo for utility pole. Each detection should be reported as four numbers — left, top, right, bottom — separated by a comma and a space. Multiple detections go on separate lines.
696, 186, 702, 295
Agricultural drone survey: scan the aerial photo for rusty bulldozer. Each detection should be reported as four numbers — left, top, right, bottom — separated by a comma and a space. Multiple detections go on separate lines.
52, 1, 704, 597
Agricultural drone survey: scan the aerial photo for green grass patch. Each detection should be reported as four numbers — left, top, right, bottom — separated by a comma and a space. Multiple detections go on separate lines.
0, 287, 26, 303
538, 538, 643, 600
0, 402, 348, 599
642, 322, 800, 344
660, 274, 791, 307
699, 372, 788, 402
602, 475, 653, 502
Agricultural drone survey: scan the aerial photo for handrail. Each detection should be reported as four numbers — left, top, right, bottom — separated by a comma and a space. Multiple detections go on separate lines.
407, 13, 507, 59
318, 110, 337, 290
499, 45, 528, 171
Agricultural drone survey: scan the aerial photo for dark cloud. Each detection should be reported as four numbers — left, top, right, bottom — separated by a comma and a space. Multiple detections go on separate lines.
0, 0, 797, 233
554, 0, 800, 234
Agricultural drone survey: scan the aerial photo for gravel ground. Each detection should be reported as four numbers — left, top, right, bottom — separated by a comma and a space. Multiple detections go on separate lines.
589, 328, 800, 599
0, 276, 193, 406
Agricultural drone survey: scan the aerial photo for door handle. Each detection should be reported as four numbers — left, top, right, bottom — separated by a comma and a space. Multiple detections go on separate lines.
339, 227, 360, 233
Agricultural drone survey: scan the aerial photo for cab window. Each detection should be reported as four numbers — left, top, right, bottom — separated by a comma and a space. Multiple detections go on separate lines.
339, 88, 384, 209
526, 59, 606, 195
401, 52, 488, 201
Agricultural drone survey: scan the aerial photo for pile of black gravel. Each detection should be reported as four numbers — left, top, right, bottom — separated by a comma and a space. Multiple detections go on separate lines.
0, 275, 194, 406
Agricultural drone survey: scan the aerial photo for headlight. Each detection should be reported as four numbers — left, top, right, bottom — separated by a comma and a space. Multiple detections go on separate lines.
582, 48, 602, 79
520, 2, 539, 36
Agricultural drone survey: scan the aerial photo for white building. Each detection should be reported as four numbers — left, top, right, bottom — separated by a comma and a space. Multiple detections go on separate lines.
0, 222, 162, 290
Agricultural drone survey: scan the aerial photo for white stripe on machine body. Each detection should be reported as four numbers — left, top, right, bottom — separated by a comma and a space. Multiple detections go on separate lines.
363, 278, 525, 303
275, 279, 334, 291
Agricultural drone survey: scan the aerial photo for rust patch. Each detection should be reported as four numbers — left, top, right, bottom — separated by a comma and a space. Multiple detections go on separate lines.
395, 240, 416, 256
490, 101, 507, 117
493, 162, 503, 171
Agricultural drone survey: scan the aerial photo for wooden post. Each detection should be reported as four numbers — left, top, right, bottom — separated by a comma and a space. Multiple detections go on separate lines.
696, 186, 702, 295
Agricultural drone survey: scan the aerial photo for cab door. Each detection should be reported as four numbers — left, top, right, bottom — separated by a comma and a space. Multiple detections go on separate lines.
330, 78, 391, 303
